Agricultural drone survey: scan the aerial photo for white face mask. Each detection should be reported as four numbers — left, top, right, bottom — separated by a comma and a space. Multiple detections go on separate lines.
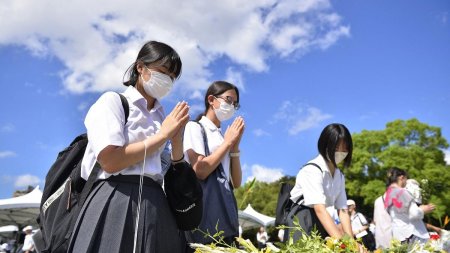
213, 99, 235, 121
141, 69, 173, 99
335, 151, 348, 164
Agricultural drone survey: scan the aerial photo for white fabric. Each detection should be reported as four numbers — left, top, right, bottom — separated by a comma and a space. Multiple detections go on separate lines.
278, 229, 285, 241
22, 234, 34, 251
328, 207, 340, 224
390, 202, 429, 241
81, 86, 166, 183
0, 186, 42, 227
238, 204, 275, 230
183, 116, 230, 179
387, 188, 429, 242
374, 195, 392, 249
290, 154, 348, 210
405, 179, 422, 204
256, 231, 268, 244
351, 212, 368, 238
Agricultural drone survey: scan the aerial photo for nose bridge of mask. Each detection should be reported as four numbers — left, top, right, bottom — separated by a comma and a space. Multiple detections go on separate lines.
335, 151, 348, 163
220, 100, 234, 111
150, 70, 173, 87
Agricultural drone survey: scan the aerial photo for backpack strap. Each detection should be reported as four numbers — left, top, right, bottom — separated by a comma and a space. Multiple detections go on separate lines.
79, 92, 130, 206
292, 163, 323, 205
303, 162, 323, 173
117, 93, 129, 125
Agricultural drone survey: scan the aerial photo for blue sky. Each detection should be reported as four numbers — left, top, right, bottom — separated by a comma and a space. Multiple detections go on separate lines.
0, 0, 449, 199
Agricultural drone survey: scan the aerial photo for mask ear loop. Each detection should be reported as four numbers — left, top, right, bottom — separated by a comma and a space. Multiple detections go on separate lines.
133, 141, 146, 253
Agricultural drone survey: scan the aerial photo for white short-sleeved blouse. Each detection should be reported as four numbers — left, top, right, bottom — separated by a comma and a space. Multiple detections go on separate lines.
290, 154, 348, 210
183, 116, 230, 179
80, 86, 166, 183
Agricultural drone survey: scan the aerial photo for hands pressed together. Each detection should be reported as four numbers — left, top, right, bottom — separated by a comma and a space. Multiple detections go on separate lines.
160, 101, 190, 143
224, 116, 245, 151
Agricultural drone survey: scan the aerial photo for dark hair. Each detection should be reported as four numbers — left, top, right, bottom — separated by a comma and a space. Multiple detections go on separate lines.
195, 81, 239, 121
386, 167, 408, 187
318, 123, 353, 168
123, 41, 182, 87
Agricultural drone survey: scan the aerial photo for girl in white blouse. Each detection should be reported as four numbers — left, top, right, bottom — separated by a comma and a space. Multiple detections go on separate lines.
68, 41, 189, 253
288, 123, 365, 252
183, 81, 244, 249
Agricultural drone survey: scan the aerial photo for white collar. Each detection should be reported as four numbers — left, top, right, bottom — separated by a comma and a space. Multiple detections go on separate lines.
199, 116, 221, 132
123, 86, 162, 112
311, 154, 342, 177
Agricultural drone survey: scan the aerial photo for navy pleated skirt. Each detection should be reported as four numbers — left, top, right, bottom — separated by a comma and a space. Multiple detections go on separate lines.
67, 175, 185, 253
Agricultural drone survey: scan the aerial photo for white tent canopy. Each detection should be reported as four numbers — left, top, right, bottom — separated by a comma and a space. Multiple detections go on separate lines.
0, 186, 42, 227
238, 204, 275, 231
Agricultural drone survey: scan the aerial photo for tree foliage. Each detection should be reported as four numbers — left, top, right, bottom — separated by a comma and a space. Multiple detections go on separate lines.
235, 118, 449, 226
344, 118, 449, 220
235, 176, 295, 217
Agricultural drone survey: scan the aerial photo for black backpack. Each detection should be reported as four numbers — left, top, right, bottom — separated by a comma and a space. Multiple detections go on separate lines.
34, 93, 129, 253
274, 163, 322, 226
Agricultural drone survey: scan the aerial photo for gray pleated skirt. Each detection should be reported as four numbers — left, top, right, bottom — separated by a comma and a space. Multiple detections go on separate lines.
68, 175, 185, 253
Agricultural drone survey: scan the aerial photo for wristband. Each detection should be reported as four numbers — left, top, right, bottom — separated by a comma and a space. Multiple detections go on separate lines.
171, 154, 185, 164
229, 152, 240, 158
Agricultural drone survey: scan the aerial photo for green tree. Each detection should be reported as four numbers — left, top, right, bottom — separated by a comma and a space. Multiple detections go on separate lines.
346, 118, 449, 223
234, 176, 296, 217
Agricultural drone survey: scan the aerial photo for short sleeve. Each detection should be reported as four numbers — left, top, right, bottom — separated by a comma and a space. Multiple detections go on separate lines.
299, 165, 326, 205
183, 121, 206, 163
85, 92, 126, 157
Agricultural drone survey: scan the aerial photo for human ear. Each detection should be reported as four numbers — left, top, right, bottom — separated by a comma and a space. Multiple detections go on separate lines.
207, 95, 215, 106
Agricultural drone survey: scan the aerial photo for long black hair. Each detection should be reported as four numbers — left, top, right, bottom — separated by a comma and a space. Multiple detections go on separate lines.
195, 81, 239, 121
123, 41, 182, 87
317, 123, 353, 168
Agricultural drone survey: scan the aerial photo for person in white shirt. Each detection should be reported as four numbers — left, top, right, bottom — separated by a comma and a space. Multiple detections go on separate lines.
373, 193, 392, 249
348, 199, 376, 250
68, 41, 189, 253
288, 123, 364, 253
22, 226, 34, 253
256, 226, 268, 249
183, 81, 244, 249
384, 167, 435, 245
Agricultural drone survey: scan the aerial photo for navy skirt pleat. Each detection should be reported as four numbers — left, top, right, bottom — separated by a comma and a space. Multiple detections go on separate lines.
68, 177, 184, 253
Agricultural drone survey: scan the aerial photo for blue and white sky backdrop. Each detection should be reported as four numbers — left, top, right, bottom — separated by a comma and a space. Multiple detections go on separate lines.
0, 0, 449, 198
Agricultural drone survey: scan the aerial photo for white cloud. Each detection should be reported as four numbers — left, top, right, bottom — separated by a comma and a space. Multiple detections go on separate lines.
225, 67, 245, 92
14, 174, 41, 188
253, 128, 271, 137
0, 151, 16, 158
246, 164, 284, 183
273, 101, 332, 135
1, 123, 15, 133
0, 0, 349, 95
444, 149, 450, 165
77, 101, 90, 112
439, 12, 448, 24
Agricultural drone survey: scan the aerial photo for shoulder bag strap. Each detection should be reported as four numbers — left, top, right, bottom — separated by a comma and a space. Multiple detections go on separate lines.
194, 121, 210, 156
356, 212, 368, 226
